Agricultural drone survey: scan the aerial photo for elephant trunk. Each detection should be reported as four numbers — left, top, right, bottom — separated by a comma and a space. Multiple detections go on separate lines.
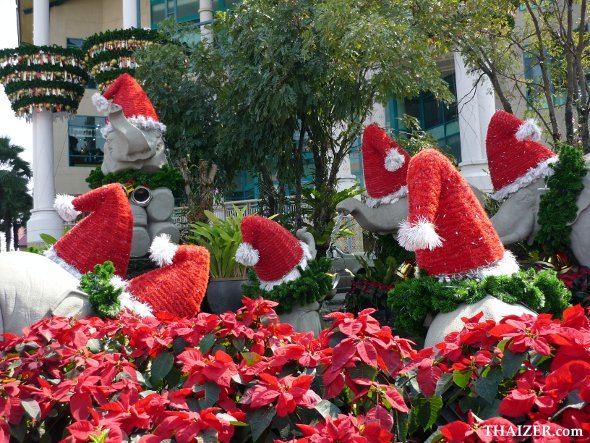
337, 197, 408, 235
108, 105, 154, 162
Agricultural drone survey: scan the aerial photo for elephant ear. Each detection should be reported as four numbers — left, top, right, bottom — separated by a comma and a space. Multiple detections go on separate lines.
571, 161, 590, 225
50, 290, 93, 318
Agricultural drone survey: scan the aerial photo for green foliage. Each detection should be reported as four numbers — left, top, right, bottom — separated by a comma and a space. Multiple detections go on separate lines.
0, 137, 32, 251
242, 258, 333, 314
301, 185, 362, 250
388, 269, 571, 336
79, 261, 122, 318
86, 164, 185, 197
536, 145, 586, 255
188, 207, 247, 279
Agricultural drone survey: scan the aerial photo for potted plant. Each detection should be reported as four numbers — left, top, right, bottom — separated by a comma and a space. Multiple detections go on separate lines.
188, 206, 248, 313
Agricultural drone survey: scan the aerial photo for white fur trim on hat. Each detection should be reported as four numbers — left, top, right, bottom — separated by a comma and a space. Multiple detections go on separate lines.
258, 242, 311, 291
54, 194, 80, 222
235, 242, 260, 267
149, 234, 178, 267
438, 250, 520, 281
492, 156, 558, 201
109, 275, 153, 317
92, 93, 111, 113
44, 247, 82, 279
515, 119, 542, 142
384, 148, 405, 172
398, 217, 443, 251
100, 116, 166, 138
366, 185, 408, 208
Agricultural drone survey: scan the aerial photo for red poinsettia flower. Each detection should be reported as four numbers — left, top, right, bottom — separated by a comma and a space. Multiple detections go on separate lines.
177, 348, 238, 388
489, 314, 559, 356
240, 373, 321, 417
441, 411, 517, 442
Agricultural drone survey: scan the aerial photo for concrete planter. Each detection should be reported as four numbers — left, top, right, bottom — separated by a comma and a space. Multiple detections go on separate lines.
279, 301, 323, 337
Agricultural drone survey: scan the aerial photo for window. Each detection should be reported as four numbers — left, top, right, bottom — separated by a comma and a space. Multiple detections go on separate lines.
66, 38, 97, 89
349, 138, 364, 189
388, 74, 461, 161
68, 116, 106, 167
150, 0, 239, 28
523, 51, 566, 108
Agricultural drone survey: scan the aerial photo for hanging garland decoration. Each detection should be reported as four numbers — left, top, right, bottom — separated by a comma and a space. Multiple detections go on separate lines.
82, 28, 165, 91
0, 45, 88, 119
536, 144, 587, 256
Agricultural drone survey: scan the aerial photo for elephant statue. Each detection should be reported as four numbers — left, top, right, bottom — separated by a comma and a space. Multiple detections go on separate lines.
101, 103, 167, 175
336, 184, 488, 235
490, 154, 590, 267
0, 252, 93, 335
100, 104, 178, 257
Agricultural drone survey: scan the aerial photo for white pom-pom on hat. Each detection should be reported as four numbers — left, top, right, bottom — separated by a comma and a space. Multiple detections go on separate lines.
149, 233, 178, 267
515, 119, 542, 141
384, 148, 406, 172
235, 242, 260, 266
92, 93, 111, 113
397, 217, 443, 251
54, 194, 80, 222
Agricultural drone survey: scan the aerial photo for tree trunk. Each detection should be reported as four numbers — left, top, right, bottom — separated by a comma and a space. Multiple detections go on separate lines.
564, 0, 576, 144
259, 166, 277, 217
4, 222, 12, 252
12, 222, 19, 251
294, 117, 306, 228
524, 0, 562, 143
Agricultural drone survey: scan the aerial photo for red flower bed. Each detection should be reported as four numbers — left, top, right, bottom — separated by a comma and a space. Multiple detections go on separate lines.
1, 298, 590, 442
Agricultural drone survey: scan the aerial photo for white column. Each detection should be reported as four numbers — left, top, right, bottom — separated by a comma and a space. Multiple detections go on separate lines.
27, 0, 64, 243
454, 52, 495, 192
199, 0, 214, 44
122, 0, 138, 28
336, 153, 358, 192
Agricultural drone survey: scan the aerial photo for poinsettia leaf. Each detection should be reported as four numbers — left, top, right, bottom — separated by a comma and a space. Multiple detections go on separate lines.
435, 372, 454, 397
197, 382, 220, 409
199, 334, 216, 355
417, 362, 442, 397
247, 406, 276, 442
453, 370, 472, 389
150, 352, 174, 385
21, 399, 40, 421
502, 348, 526, 378
86, 339, 101, 353
474, 369, 502, 405
315, 399, 340, 419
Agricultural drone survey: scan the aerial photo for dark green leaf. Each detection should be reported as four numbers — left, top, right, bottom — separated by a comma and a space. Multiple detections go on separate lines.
247, 406, 276, 442
21, 398, 41, 421
199, 334, 216, 354
474, 369, 503, 405
502, 349, 526, 378
315, 400, 340, 419
151, 352, 174, 385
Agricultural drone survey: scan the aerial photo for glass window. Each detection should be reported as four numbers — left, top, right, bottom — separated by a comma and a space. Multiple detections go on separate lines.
151, 0, 239, 27
390, 73, 461, 161
68, 116, 106, 167
523, 51, 566, 108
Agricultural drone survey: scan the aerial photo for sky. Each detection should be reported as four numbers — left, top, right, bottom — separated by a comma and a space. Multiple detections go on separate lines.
0, 0, 33, 165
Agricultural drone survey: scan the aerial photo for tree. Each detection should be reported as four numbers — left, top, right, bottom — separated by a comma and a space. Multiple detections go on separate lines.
421, 0, 590, 151
138, 0, 452, 247
0, 137, 32, 251
135, 21, 220, 223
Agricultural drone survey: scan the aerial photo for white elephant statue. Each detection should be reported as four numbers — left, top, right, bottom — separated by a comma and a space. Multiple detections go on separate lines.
490, 154, 590, 267
336, 184, 488, 235
0, 252, 93, 335
101, 103, 167, 175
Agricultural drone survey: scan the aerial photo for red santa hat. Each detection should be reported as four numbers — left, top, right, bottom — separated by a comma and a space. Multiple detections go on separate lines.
235, 216, 312, 291
486, 110, 557, 201
91, 73, 166, 137
47, 183, 133, 278
361, 124, 410, 207
397, 148, 519, 278
120, 234, 211, 318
